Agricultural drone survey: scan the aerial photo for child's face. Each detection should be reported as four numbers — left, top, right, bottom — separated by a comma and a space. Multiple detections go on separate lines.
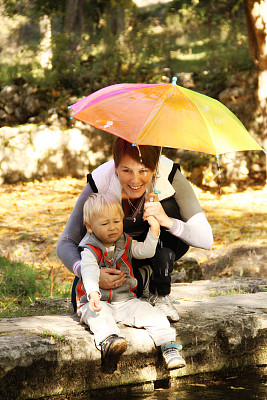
85, 209, 123, 248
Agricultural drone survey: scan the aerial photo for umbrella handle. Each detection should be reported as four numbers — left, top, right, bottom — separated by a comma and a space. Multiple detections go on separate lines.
149, 189, 160, 202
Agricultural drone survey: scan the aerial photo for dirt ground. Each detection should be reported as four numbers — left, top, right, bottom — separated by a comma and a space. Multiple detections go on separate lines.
0, 177, 266, 288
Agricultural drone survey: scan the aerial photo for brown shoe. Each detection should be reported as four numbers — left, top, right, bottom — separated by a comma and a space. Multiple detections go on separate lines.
101, 334, 127, 369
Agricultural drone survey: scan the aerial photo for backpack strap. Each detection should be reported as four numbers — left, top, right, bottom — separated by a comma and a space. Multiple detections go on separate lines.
168, 163, 181, 184
87, 173, 98, 193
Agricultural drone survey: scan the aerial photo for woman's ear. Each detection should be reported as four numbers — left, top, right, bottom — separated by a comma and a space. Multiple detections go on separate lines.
85, 221, 93, 233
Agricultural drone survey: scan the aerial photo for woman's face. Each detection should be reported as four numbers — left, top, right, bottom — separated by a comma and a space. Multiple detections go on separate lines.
116, 155, 154, 199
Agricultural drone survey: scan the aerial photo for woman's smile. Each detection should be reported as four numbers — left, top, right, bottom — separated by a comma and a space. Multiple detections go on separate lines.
128, 184, 143, 192
116, 155, 154, 200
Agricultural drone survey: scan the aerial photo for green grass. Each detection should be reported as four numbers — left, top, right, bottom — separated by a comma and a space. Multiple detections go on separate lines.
210, 286, 246, 297
0, 256, 72, 318
40, 330, 70, 344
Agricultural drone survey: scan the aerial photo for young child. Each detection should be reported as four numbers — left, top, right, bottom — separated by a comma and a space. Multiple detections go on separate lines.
76, 193, 185, 371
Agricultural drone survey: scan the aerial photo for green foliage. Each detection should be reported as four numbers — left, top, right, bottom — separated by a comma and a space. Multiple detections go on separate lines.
0, 0, 254, 100
1, 0, 64, 18
0, 256, 72, 318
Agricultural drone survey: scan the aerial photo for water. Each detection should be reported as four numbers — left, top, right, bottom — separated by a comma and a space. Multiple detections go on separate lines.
124, 381, 266, 400
46, 374, 267, 399
91, 375, 267, 400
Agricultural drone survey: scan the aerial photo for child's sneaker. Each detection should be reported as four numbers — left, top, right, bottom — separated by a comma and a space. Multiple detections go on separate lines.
161, 342, 186, 370
101, 334, 127, 367
153, 295, 179, 322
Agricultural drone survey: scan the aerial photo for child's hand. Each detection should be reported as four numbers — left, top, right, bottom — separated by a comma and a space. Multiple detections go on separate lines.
144, 192, 173, 230
89, 291, 102, 312
146, 215, 160, 237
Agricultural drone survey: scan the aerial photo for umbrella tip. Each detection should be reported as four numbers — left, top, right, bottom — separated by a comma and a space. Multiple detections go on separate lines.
172, 77, 177, 85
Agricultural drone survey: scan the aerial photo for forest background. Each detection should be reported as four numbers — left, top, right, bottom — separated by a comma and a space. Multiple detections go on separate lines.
0, 0, 266, 317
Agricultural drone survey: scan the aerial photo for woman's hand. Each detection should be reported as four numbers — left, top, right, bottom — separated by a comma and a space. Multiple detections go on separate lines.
99, 268, 126, 290
143, 192, 173, 229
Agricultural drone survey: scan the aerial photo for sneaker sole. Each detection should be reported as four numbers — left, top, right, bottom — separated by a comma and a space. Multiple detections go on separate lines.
167, 360, 186, 370
167, 315, 179, 323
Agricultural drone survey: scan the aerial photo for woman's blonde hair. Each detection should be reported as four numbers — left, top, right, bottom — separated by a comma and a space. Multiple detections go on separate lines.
83, 193, 124, 225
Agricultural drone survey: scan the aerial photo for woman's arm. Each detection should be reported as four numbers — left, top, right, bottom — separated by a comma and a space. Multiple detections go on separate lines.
56, 182, 126, 286
171, 169, 213, 249
168, 213, 213, 249
144, 169, 213, 250
56, 183, 94, 277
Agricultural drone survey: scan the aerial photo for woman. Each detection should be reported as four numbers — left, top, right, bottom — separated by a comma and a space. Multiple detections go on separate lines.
57, 138, 213, 322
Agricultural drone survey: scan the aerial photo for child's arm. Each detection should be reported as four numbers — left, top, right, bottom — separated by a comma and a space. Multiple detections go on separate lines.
131, 216, 160, 259
81, 248, 102, 309
89, 291, 102, 312
145, 215, 160, 237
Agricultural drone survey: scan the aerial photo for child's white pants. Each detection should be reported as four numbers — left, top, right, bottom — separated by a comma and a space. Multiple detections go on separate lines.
79, 297, 176, 349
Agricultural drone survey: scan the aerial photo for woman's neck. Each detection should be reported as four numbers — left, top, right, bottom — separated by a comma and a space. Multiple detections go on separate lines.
121, 190, 140, 215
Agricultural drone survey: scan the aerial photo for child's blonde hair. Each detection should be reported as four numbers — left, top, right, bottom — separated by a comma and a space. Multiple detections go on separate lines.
83, 193, 124, 225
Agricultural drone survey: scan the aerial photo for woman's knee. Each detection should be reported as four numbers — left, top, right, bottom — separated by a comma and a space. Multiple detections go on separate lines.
153, 247, 175, 275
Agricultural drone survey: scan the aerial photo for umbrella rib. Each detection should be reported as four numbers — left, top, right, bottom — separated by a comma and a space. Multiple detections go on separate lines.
73, 83, 164, 116
110, 88, 168, 142
176, 87, 218, 154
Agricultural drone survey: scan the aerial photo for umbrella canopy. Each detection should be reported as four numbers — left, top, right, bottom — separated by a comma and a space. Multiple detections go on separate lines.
69, 79, 264, 155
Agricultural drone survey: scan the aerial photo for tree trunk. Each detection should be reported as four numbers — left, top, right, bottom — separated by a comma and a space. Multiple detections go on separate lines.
64, 0, 84, 51
243, 0, 267, 150
39, 15, 52, 70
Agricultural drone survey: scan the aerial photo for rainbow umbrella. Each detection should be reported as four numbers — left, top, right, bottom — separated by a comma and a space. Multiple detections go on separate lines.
69, 78, 264, 155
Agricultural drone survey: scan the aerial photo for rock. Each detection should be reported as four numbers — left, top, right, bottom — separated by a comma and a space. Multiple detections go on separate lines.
0, 109, 6, 120
29, 297, 73, 314
0, 278, 266, 400
4, 102, 15, 115
0, 84, 43, 128
175, 72, 195, 88
0, 85, 17, 96
0, 122, 114, 183
189, 167, 204, 186
172, 257, 203, 282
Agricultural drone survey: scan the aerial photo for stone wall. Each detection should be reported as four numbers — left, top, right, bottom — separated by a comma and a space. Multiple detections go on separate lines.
0, 120, 114, 185
0, 278, 266, 400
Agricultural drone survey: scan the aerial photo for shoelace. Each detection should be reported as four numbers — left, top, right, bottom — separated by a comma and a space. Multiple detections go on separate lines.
148, 293, 158, 305
163, 347, 180, 361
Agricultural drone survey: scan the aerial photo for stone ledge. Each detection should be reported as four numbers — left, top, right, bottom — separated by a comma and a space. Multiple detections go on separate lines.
0, 279, 266, 400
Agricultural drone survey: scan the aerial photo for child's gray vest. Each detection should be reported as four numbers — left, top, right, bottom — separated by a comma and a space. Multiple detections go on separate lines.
76, 233, 138, 311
